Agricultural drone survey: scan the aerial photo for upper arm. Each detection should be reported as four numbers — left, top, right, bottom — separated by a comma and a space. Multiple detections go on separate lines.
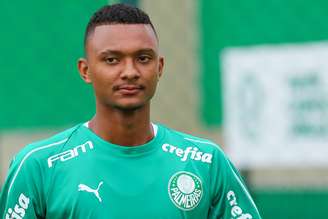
208, 152, 262, 219
0, 152, 45, 219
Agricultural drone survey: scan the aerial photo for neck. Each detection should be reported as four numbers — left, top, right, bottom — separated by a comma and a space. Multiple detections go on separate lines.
89, 102, 154, 146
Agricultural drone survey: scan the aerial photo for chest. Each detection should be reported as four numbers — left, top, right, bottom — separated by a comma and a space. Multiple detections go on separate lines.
45, 151, 212, 219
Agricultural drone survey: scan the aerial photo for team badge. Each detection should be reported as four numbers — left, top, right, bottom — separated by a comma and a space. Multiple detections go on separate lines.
168, 171, 203, 210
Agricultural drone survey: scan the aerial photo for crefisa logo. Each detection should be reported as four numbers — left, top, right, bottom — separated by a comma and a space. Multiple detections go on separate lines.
6, 193, 30, 219
227, 190, 253, 219
162, 144, 212, 163
168, 171, 203, 211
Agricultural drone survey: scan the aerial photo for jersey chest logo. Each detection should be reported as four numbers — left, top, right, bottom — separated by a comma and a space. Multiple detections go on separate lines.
168, 171, 203, 211
47, 141, 94, 168
162, 144, 213, 163
78, 181, 103, 203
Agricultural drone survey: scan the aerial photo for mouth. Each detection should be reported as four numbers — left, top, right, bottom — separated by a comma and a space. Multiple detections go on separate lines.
114, 84, 145, 95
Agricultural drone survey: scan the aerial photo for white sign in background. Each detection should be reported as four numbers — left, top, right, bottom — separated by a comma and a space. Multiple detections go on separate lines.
221, 42, 328, 168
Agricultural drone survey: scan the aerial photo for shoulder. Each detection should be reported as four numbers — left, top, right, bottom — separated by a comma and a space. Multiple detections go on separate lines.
159, 124, 227, 164
160, 124, 223, 152
11, 124, 83, 168
2, 124, 85, 197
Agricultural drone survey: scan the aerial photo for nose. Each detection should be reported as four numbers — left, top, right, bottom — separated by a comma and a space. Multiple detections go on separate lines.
120, 59, 140, 81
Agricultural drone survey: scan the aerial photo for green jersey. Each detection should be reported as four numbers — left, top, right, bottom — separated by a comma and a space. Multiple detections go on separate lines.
0, 123, 261, 219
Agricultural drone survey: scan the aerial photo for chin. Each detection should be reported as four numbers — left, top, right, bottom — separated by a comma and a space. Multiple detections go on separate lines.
113, 102, 146, 111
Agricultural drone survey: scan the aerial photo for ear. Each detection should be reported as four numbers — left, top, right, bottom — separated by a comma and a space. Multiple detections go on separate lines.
157, 56, 164, 79
77, 58, 92, 84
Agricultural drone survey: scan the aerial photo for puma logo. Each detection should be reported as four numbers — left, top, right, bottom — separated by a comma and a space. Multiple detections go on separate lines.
78, 181, 103, 203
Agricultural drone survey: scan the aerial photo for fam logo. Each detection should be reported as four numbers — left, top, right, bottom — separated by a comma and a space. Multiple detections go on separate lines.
6, 193, 30, 219
168, 171, 203, 211
162, 144, 212, 163
47, 141, 94, 168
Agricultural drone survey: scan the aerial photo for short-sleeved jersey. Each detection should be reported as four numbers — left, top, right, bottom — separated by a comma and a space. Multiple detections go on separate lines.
0, 123, 261, 219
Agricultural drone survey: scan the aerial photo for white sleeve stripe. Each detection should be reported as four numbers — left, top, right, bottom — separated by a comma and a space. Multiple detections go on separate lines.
229, 163, 260, 213
184, 137, 218, 146
8, 138, 68, 196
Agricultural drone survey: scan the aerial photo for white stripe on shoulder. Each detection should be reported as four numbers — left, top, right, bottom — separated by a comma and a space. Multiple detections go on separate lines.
229, 164, 260, 213
8, 138, 68, 196
184, 137, 218, 146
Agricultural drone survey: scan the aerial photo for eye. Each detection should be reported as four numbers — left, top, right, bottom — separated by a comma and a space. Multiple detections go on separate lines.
105, 57, 119, 64
137, 55, 152, 63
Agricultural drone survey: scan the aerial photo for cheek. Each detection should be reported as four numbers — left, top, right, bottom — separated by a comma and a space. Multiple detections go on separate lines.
147, 75, 160, 94
91, 66, 117, 85
143, 64, 160, 80
89, 61, 118, 79
91, 73, 116, 96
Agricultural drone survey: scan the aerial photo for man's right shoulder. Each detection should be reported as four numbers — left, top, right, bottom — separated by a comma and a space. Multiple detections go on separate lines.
11, 124, 83, 166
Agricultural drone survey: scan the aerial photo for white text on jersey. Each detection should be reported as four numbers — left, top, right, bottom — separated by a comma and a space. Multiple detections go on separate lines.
6, 193, 30, 219
47, 141, 94, 168
162, 144, 212, 163
227, 190, 253, 219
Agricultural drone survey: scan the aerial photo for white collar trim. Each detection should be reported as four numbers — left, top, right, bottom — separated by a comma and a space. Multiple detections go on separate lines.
83, 121, 158, 136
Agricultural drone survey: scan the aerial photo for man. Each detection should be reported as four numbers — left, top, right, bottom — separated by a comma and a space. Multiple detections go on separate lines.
0, 3, 261, 219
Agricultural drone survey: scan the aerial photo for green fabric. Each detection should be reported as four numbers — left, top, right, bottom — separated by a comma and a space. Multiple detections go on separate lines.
0, 1, 107, 129
0, 124, 261, 218
200, 0, 328, 126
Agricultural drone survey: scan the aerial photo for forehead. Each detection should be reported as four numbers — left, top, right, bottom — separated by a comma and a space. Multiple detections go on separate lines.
86, 24, 158, 55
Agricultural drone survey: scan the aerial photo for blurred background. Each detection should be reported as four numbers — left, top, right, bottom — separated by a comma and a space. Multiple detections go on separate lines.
1, 0, 328, 218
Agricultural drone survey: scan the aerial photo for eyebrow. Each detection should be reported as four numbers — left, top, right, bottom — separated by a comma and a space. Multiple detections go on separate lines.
98, 48, 156, 57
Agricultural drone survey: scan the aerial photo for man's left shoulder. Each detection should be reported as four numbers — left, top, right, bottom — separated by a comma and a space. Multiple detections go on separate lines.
160, 125, 226, 159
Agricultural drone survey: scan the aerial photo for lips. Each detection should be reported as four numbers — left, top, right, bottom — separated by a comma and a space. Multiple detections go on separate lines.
114, 84, 144, 95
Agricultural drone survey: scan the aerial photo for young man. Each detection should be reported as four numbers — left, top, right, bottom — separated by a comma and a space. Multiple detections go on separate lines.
0, 4, 261, 219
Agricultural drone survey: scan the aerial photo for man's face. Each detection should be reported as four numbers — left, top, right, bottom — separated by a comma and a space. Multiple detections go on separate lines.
79, 24, 164, 111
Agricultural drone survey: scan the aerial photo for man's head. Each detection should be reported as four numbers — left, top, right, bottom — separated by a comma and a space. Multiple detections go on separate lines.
84, 3, 157, 53
78, 4, 164, 112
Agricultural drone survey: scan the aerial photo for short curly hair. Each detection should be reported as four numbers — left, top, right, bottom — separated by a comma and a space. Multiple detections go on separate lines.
84, 3, 157, 47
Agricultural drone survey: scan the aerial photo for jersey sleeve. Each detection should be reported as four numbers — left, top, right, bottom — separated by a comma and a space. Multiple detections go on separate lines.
208, 151, 262, 219
0, 151, 46, 219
